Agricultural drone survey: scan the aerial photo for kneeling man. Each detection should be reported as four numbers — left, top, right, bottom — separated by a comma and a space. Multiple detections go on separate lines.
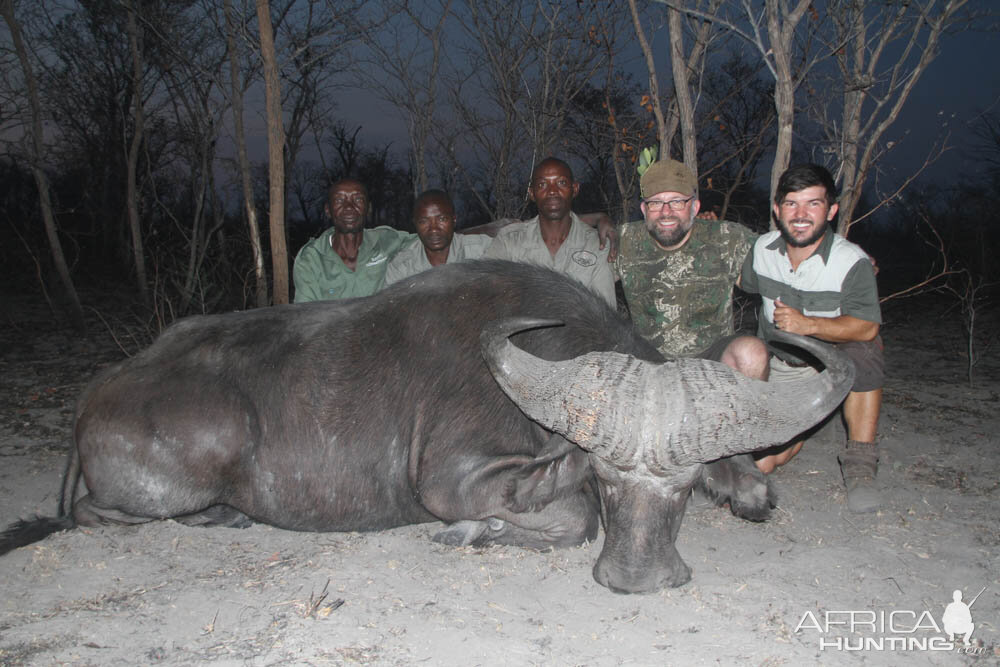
740, 163, 884, 513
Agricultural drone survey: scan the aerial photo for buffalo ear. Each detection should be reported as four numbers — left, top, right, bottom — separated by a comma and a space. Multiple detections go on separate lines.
503, 437, 591, 513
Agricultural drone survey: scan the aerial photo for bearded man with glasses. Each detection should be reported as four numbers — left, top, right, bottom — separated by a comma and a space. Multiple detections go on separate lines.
614, 158, 773, 515
615, 159, 767, 382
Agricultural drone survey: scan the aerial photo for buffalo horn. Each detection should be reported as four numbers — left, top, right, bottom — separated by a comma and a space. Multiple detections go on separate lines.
481, 319, 855, 473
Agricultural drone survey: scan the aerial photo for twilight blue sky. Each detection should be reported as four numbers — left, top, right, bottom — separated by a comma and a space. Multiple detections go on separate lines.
326, 6, 1000, 200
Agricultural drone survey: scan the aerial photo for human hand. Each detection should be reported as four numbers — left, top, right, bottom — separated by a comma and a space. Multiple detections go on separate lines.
773, 298, 811, 336
596, 214, 619, 262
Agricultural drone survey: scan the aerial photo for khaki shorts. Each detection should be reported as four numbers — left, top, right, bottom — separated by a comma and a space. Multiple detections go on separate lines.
770, 336, 884, 393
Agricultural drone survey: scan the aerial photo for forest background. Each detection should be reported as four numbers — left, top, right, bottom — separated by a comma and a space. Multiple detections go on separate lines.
1, 0, 998, 353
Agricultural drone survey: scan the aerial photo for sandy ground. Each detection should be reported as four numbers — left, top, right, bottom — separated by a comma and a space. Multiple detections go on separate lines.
0, 290, 997, 666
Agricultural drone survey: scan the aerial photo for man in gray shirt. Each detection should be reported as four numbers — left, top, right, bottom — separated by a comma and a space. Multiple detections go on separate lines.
384, 190, 491, 287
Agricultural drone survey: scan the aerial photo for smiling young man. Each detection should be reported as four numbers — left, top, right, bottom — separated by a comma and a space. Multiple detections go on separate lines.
483, 157, 616, 308
740, 164, 884, 513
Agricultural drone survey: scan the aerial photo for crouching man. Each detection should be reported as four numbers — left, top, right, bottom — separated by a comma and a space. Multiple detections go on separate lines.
740, 164, 884, 513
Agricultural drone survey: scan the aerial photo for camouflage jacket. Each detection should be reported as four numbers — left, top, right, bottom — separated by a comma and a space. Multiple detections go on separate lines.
615, 218, 756, 358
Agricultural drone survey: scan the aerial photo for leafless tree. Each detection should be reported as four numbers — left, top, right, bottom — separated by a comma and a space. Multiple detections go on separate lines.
671, 0, 824, 206
357, 0, 453, 195
257, 0, 289, 304
326, 121, 363, 177
444, 0, 610, 218
664, 0, 723, 172
698, 52, 775, 225
814, 0, 971, 238
223, 0, 269, 307
279, 0, 359, 194
562, 8, 645, 223
125, 1, 151, 307
627, 2, 774, 223
156, 20, 229, 314
627, 0, 673, 157
1, 0, 85, 331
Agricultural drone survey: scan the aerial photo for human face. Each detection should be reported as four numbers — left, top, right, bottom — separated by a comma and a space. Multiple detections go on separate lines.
641, 190, 700, 249
528, 161, 579, 222
414, 198, 456, 252
773, 185, 838, 249
326, 180, 368, 234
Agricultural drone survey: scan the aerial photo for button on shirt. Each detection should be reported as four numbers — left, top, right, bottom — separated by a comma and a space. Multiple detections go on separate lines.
482, 214, 616, 308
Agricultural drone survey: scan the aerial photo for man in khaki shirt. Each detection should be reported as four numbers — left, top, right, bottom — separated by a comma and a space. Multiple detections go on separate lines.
384, 190, 491, 287
483, 158, 616, 308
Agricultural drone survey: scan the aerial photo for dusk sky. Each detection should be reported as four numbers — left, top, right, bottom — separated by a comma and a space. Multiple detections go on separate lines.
324, 4, 1000, 201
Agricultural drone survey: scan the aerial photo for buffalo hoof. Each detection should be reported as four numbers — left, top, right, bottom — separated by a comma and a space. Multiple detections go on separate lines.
174, 504, 253, 528
432, 518, 505, 547
697, 455, 776, 522
729, 479, 777, 522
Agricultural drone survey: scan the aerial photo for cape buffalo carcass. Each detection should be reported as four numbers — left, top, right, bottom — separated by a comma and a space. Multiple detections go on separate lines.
0, 260, 853, 593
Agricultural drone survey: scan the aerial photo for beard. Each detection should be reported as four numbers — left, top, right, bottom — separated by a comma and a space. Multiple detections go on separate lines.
777, 217, 827, 248
645, 211, 694, 248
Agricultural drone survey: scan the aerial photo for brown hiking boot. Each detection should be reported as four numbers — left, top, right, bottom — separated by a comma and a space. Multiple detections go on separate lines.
839, 440, 881, 513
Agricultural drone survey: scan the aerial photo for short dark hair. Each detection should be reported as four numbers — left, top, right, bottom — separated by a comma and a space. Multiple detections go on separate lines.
412, 189, 454, 218
532, 157, 575, 184
775, 164, 837, 206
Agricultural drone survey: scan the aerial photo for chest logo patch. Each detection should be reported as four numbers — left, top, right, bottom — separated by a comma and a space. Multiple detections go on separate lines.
572, 250, 597, 267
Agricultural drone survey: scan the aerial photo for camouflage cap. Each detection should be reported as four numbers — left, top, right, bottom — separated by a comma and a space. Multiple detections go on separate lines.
640, 159, 697, 198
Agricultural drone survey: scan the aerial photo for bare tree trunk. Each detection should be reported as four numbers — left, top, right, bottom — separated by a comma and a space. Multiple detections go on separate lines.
178, 145, 209, 313
359, 0, 453, 196
667, 7, 697, 172
627, 0, 671, 154
257, 0, 289, 304
630, 0, 721, 173
764, 0, 812, 210
225, 0, 268, 307
665, 0, 721, 179
2, 0, 86, 332
125, 2, 150, 307
828, 0, 968, 236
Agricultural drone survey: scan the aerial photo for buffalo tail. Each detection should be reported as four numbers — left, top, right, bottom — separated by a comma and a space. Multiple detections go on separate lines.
0, 447, 80, 556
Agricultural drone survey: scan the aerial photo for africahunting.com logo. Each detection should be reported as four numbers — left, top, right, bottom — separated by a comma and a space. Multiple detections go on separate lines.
794, 586, 994, 655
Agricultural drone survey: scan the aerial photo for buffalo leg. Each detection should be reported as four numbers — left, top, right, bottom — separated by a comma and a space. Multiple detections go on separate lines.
433, 490, 599, 549
424, 435, 598, 549
173, 504, 252, 528
73, 495, 157, 526
74, 496, 252, 529
696, 454, 775, 522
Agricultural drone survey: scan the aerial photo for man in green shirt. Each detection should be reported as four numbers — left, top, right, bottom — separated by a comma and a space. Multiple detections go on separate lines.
293, 179, 413, 302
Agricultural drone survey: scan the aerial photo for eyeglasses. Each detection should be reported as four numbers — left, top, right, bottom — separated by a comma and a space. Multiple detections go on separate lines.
644, 197, 693, 212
